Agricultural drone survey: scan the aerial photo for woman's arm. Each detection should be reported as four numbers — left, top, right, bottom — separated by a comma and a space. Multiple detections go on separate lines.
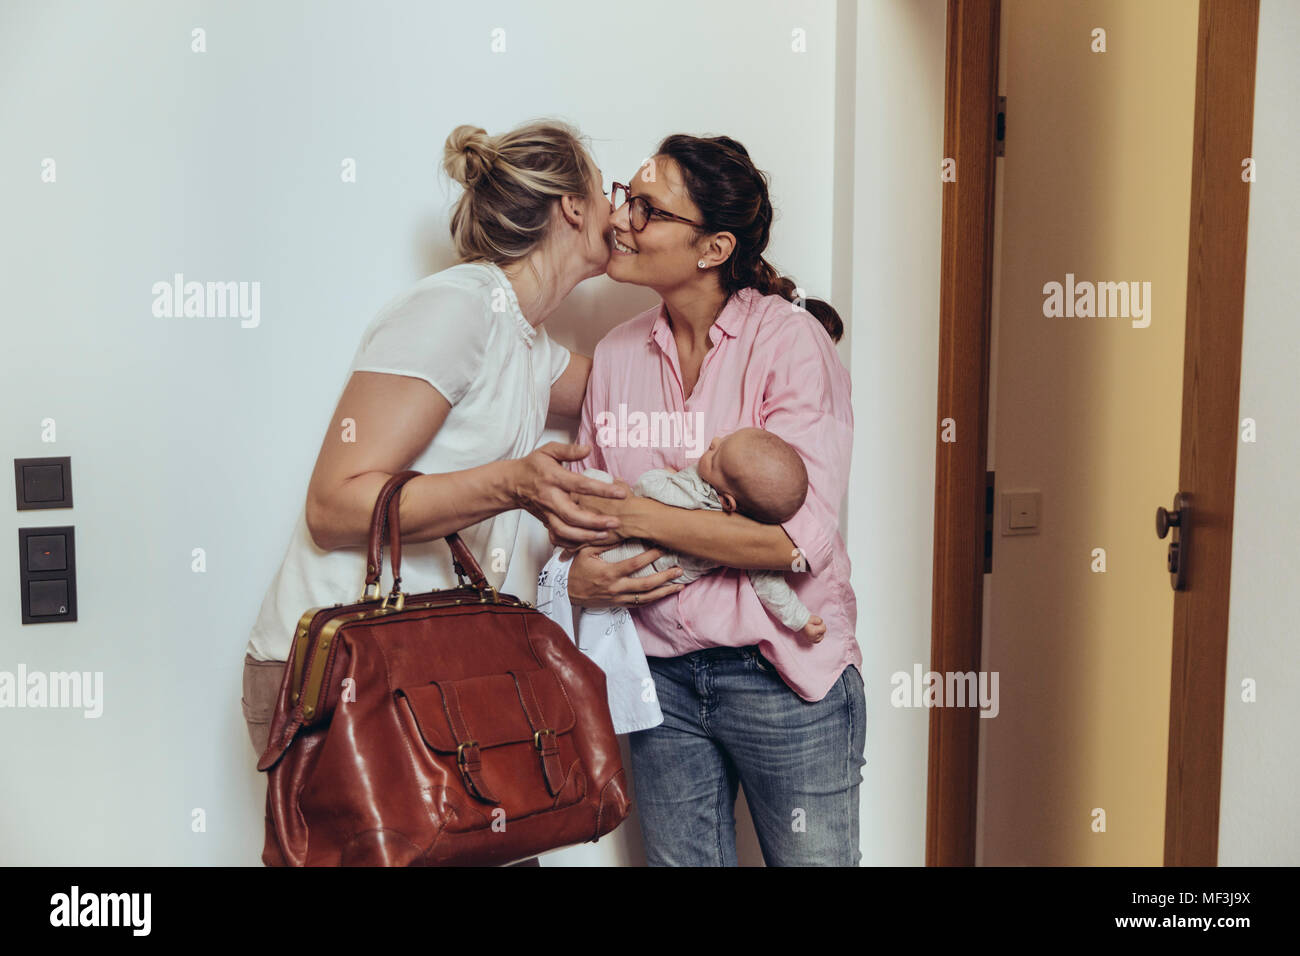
305, 371, 626, 552
548, 351, 591, 420
560, 496, 794, 607
571, 489, 800, 571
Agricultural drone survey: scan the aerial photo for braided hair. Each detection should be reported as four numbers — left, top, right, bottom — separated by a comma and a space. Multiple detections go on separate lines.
655, 133, 844, 343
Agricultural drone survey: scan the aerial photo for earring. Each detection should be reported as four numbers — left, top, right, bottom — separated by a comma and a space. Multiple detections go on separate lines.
697, 259, 706, 269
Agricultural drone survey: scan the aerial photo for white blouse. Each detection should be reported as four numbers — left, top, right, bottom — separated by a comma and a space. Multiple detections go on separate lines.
245, 260, 571, 662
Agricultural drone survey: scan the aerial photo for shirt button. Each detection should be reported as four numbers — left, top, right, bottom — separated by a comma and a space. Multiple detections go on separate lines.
676, 623, 683, 630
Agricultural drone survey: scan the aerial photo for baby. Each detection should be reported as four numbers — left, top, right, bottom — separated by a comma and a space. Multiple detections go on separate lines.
588, 427, 826, 642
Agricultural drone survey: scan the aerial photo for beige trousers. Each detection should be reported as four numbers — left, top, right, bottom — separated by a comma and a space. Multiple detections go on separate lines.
240, 653, 539, 866
242, 653, 285, 756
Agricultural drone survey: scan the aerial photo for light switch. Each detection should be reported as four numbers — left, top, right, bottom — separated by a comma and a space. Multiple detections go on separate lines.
23, 465, 64, 502
14, 457, 73, 510
29, 579, 69, 616
27, 534, 67, 572
1002, 491, 1041, 535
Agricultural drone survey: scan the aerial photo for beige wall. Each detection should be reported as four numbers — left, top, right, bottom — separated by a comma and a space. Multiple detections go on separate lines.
979, 0, 1198, 864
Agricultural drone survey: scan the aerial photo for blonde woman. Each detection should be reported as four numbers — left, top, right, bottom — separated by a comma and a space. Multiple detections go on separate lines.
241, 121, 684, 811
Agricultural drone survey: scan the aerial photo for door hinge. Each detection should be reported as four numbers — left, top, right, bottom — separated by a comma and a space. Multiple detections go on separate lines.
995, 96, 1006, 157
984, 471, 995, 573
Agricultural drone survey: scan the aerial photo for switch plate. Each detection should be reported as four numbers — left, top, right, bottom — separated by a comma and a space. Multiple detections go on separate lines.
19, 526, 77, 624
1001, 491, 1041, 535
14, 457, 73, 510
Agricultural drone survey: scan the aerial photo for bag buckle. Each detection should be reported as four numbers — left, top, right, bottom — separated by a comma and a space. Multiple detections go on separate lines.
456, 740, 480, 766
533, 728, 556, 752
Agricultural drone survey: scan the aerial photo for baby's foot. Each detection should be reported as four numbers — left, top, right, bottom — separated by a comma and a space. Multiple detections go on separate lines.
802, 616, 826, 643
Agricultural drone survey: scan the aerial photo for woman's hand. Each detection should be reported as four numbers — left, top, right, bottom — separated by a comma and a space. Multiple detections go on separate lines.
571, 479, 634, 516
565, 543, 685, 608
511, 443, 628, 550
567, 479, 641, 545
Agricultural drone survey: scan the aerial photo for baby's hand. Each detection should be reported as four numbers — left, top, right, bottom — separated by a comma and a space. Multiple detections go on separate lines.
801, 615, 826, 643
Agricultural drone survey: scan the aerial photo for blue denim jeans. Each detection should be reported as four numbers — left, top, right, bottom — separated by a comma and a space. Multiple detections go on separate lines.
628, 645, 866, 866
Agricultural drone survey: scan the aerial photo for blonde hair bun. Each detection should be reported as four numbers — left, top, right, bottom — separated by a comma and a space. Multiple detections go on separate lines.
443, 118, 597, 264
443, 125, 499, 189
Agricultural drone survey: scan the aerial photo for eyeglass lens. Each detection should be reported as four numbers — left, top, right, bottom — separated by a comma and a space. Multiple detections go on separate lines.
612, 184, 650, 231
629, 197, 649, 231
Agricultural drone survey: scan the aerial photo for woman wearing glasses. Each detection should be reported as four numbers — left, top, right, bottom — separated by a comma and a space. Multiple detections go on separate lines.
561, 134, 865, 866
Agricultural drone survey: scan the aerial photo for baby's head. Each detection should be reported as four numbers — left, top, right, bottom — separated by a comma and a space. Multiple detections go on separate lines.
696, 427, 808, 523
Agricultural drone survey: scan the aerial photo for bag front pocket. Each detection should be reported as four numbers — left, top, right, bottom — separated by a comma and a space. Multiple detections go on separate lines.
396, 669, 585, 827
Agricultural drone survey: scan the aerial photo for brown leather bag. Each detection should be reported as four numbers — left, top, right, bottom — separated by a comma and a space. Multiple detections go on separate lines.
256, 470, 631, 865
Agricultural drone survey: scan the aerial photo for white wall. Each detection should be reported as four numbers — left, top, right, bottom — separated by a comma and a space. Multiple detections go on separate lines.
846, 0, 948, 865
2, 0, 907, 865
1217, 0, 1300, 866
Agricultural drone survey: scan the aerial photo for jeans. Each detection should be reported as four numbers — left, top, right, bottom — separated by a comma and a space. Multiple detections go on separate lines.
629, 645, 866, 866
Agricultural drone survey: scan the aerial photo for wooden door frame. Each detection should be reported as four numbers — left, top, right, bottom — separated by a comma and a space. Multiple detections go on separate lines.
927, 0, 1259, 866
926, 0, 999, 867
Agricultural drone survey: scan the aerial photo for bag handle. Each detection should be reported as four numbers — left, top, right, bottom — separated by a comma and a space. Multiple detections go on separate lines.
361, 471, 491, 604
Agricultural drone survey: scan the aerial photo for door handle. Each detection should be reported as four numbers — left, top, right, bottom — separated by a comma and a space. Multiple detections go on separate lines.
1156, 492, 1191, 591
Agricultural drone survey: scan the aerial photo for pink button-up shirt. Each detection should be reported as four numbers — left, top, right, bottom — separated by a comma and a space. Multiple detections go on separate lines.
570, 286, 860, 702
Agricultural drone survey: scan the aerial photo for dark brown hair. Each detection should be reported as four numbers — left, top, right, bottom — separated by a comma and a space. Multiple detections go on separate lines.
655, 133, 844, 343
